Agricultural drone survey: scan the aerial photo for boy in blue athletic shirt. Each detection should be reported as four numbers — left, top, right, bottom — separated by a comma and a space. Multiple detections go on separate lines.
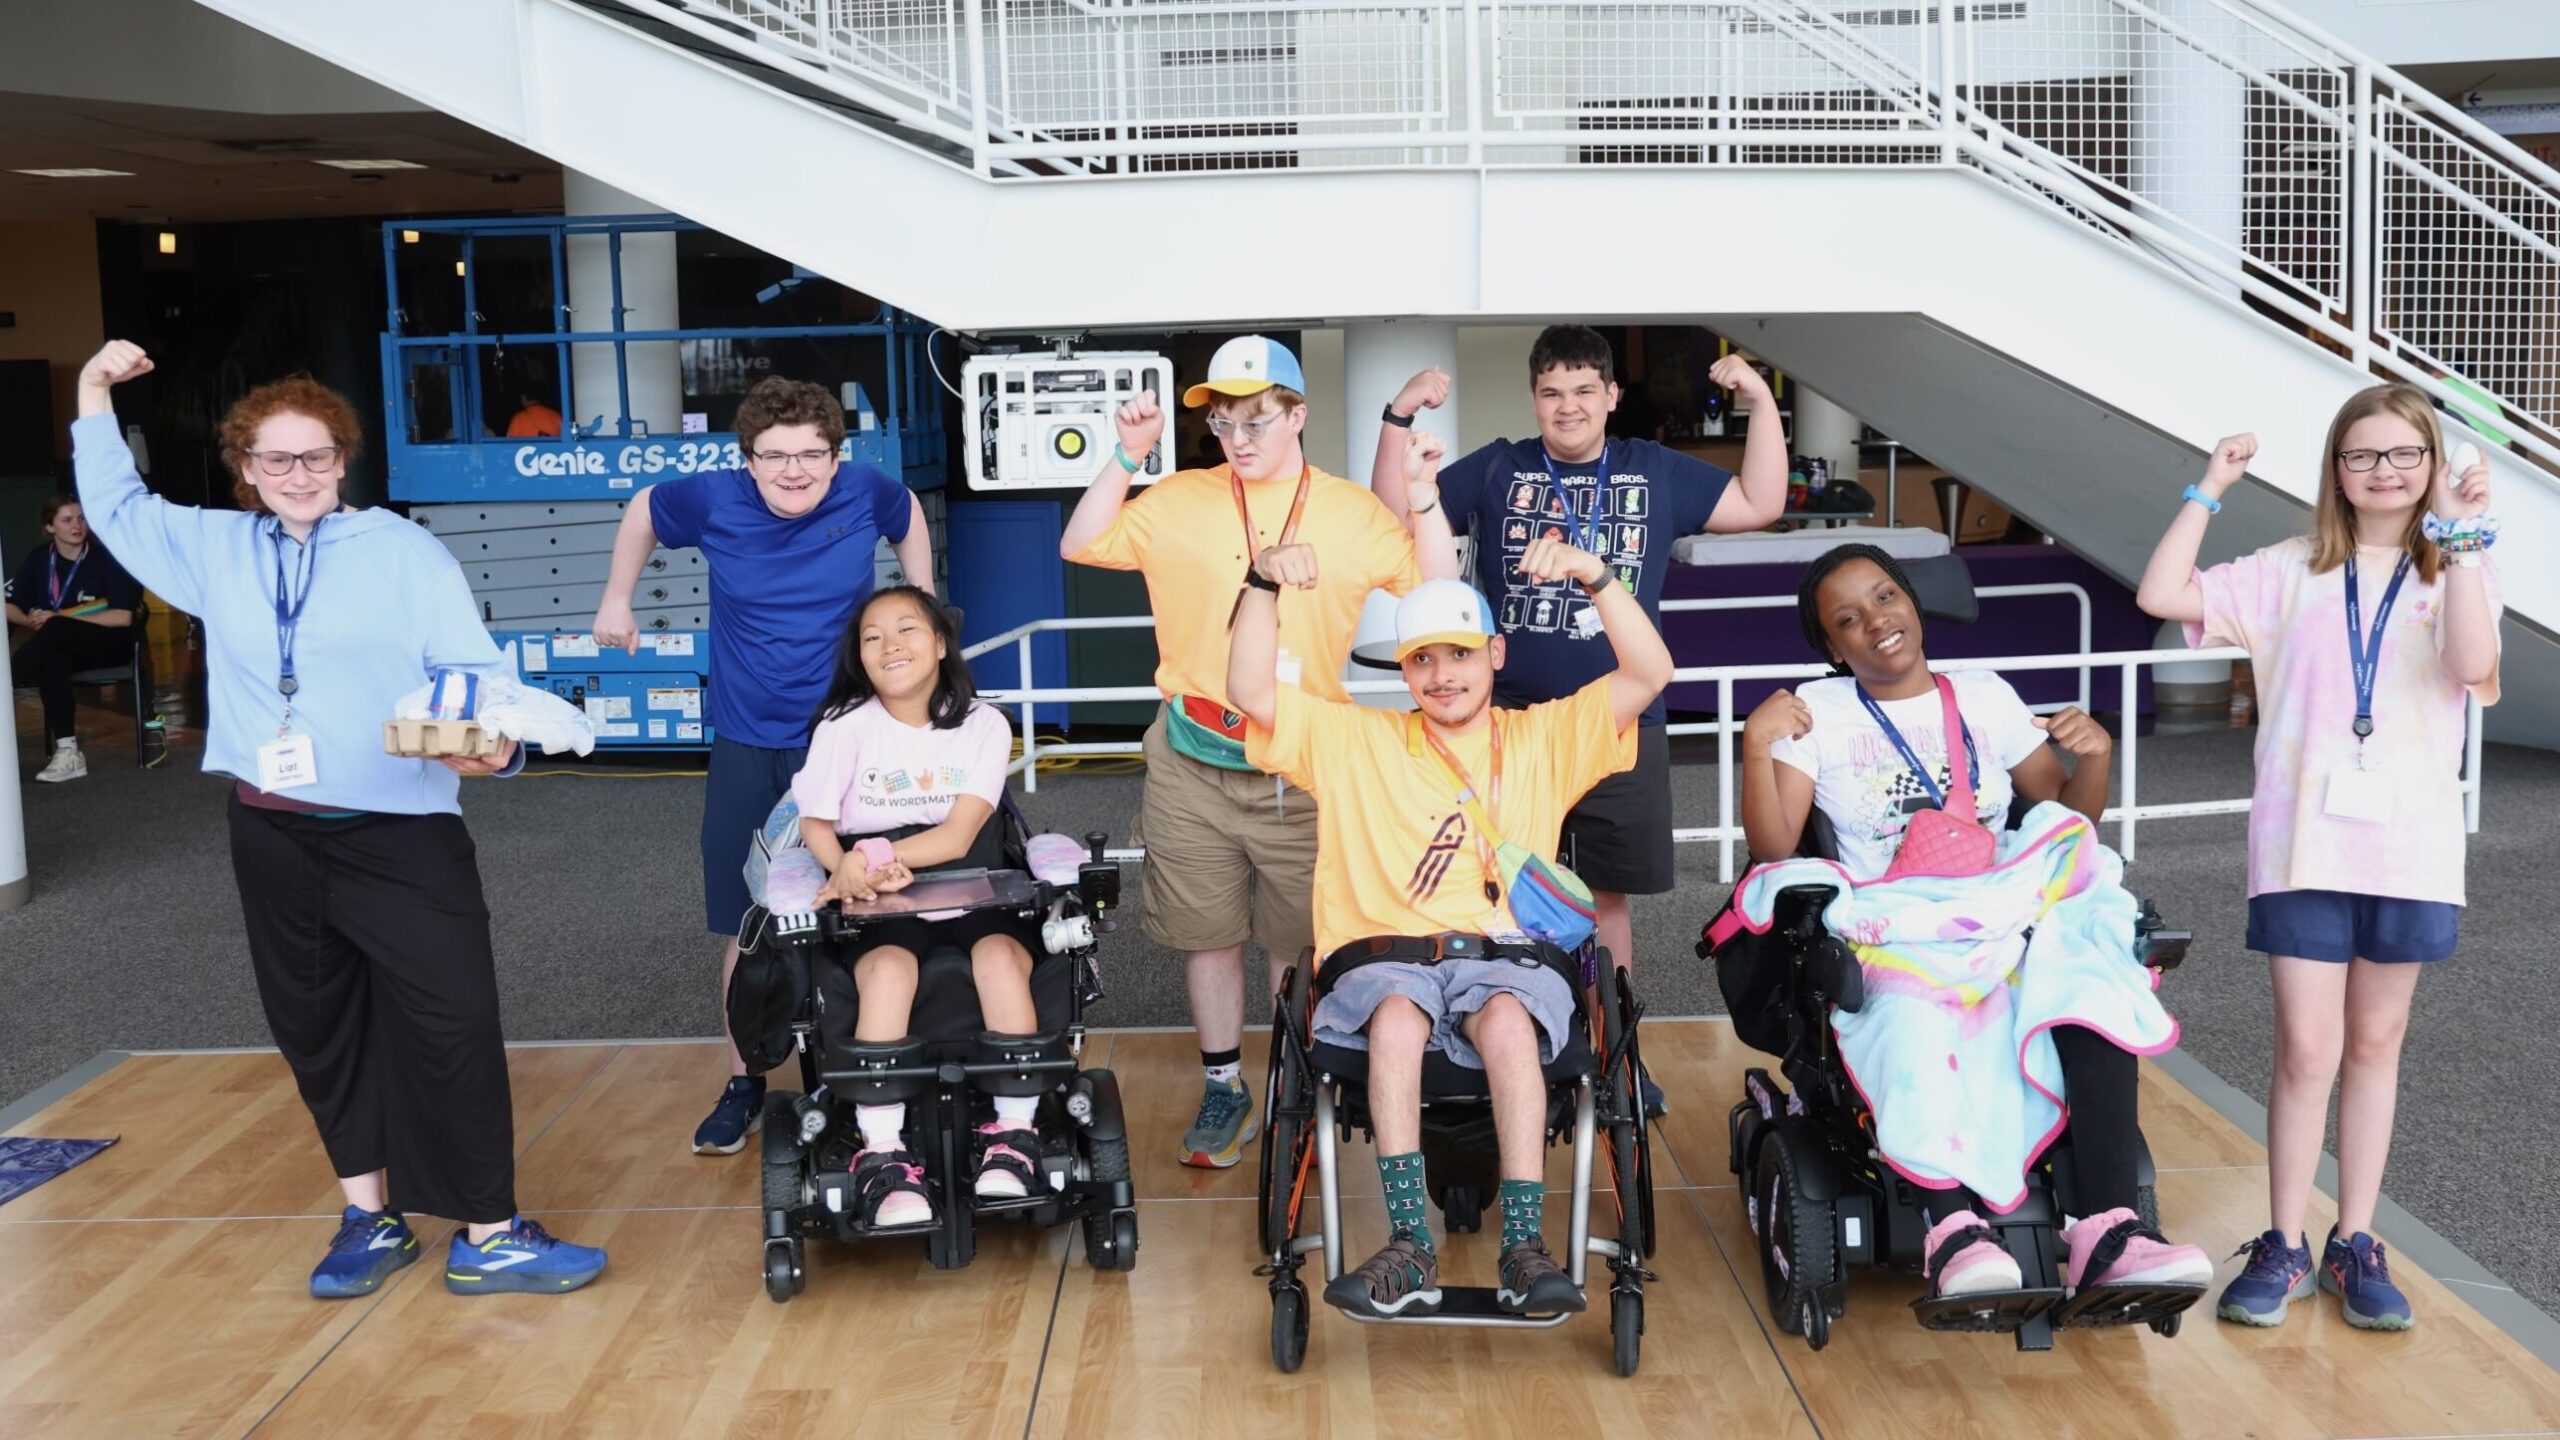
1369, 326, 1790, 1114
589, 376, 934, 1156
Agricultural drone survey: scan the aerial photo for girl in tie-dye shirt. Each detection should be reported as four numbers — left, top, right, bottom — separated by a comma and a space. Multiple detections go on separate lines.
2138, 384, 2502, 1332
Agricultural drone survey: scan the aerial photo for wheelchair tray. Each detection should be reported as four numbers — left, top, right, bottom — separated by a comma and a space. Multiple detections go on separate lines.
832, 868, 1039, 919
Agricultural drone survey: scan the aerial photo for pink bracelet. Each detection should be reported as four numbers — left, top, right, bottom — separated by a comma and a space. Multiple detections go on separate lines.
853, 836, 898, 871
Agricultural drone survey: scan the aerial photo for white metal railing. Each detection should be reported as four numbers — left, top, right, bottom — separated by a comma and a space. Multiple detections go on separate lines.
622, 0, 2558, 469
962, 616, 2483, 882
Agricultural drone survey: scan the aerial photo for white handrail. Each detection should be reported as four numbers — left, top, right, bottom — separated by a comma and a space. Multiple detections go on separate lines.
612, 0, 2559, 465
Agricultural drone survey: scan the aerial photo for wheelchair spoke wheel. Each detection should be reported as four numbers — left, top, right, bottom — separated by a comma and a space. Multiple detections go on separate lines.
1258, 978, 1316, 1258
1755, 1128, 1836, 1349
1270, 1280, 1310, 1373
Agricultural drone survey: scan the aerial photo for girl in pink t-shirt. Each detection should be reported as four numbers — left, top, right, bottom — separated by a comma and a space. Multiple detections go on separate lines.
787, 586, 1035, 1231
2139, 384, 2502, 1333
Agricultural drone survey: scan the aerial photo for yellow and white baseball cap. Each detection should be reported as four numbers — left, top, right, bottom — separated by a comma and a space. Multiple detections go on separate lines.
1181, 335, 1308, 409
1393, 579, 1498, 661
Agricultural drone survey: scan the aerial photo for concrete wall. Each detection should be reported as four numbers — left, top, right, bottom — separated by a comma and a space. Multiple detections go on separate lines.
2279, 0, 2560, 68
0, 0, 422, 114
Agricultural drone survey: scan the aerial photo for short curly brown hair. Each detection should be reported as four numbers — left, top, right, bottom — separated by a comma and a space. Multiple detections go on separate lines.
218, 377, 366, 513
733, 376, 845, 455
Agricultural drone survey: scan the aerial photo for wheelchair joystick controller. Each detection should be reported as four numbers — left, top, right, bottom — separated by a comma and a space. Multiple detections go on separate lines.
1078, 830, 1121, 930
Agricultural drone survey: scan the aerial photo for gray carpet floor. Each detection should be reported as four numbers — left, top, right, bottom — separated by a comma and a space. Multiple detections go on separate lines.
6, 726, 2557, 1318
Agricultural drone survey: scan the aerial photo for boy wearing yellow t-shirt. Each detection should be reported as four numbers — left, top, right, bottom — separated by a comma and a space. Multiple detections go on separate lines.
1062, 336, 1458, 1170
1227, 474, 1672, 1320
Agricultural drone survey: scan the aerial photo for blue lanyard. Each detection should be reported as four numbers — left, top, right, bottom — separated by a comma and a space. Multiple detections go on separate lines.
270, 519, 322, 698
2343, 553, 2412, 740
1856, 684, 1978, 811
46, 547, 85, 608
1538, 441, 1610, 556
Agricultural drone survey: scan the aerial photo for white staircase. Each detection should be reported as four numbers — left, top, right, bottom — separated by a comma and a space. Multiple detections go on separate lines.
188, 0, 2560, 739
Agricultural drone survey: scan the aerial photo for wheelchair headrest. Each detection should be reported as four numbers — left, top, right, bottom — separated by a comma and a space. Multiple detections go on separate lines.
1902, 552, 1980, 625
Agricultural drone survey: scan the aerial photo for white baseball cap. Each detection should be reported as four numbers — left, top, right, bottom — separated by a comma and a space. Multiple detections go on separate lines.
1182, 335, 1308, 409
1393, 579, 1498, 662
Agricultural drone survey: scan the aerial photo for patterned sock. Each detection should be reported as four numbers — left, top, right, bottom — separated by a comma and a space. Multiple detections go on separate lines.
1379, 1151, 1434, 1255
1499, 1178, 1544, 1252
1202, 1047, 1243, 1088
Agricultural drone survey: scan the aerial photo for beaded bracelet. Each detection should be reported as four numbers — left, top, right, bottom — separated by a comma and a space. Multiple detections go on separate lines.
2438, 533, 2492, 555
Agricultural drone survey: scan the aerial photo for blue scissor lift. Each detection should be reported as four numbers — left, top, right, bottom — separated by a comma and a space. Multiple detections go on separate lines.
380, 215, 943, 750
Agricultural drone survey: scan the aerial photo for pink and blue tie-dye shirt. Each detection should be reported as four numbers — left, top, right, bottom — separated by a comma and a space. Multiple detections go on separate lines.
2188, 537, 2501, 905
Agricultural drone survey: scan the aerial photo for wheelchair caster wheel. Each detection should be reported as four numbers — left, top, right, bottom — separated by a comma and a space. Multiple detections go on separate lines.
2152, 1310, 2182, 1339
763, 1241, 803, 1304
1270, 1281, 1309, 1373
1085, 1209, 1138, 1271
1611, 1290, 1643, 1377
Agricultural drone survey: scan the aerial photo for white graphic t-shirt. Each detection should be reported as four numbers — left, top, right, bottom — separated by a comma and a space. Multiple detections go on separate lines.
791, 699, 1013, 835
1768, 671, 2049, 881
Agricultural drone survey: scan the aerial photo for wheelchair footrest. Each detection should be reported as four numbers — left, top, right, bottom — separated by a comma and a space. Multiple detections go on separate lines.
1342, 1283, 1590, 1323
1910, 1286, 2067, 1333
2052, 1280, 2206, 1330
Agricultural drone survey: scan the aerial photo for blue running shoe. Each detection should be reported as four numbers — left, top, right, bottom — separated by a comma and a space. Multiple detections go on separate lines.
693, 1075, 765, 1156
2322, 1228, 2414, 1330
2216, 1229, 2314, 1326
310, 1205, 419, 1299
444, 1217, 609, 1295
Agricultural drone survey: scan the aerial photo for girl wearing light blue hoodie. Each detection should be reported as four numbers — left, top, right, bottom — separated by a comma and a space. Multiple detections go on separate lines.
73, 341, 606, 1300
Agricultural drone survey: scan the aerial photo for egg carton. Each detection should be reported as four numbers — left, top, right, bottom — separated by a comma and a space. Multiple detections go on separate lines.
383, 718, 503, 758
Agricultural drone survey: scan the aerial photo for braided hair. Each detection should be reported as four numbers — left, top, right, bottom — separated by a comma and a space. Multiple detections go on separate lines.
1796, 543, 1921, 676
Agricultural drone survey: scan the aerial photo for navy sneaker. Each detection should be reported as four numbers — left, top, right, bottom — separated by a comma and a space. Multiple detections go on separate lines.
444, 1217, 609, 1295
310, 1205, 419, 1299
2322, 1228, 2415, 1331
692, 1075, 765, 1155
2216, 1229, 2315, 1326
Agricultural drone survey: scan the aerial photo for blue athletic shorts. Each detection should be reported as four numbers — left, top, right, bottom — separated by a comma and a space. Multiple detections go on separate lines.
1311, 957, 1577, 1070
703, 735, 808, 936
2245, 889, 2459, 964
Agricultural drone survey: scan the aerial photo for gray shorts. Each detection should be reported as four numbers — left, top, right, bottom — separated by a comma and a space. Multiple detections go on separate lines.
1311, 958, 1578, 1070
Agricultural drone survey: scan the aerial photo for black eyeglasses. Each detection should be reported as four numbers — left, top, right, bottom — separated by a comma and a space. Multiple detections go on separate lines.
252, 447, 344, 476
2336, 445, 2430, 473
750, 448, 836, 472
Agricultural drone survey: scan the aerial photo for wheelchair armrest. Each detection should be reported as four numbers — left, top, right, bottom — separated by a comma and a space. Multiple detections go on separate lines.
2133, 897, 2188, 972
1774, 883, 1840, 940
1804, 936, 1866, 1014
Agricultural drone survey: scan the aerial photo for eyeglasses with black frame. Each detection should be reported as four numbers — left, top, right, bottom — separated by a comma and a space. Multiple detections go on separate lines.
2335, 445, 2431, 473
252, 447, 345, 476
750, 448, 838, 473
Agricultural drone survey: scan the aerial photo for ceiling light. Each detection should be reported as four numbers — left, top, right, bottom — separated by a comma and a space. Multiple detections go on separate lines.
158, 231, 178, 255
13, 167, 135, 179
313, 158, 425, 171
402, 229, 421, 244
454, 260, 468, 277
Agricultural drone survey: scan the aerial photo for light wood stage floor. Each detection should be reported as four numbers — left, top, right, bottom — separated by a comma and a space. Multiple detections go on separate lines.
5, 1023, 2556, 1439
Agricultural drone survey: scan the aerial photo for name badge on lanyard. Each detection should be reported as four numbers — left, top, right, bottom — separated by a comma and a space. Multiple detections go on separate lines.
2323, 553, 2409, 824
257, 519, 323, 791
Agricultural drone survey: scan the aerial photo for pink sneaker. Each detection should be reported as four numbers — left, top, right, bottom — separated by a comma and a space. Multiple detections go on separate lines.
2064, 1207, 2212, 1291
1922, 1209, 2024, 1297
852, 1147, 935, 1228
973, 1123, 1041, 1200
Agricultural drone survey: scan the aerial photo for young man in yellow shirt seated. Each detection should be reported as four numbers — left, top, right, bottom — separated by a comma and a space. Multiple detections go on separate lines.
1226, 459, 1674, 1319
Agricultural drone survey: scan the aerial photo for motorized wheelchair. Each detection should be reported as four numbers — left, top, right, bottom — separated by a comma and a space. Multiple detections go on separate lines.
1698, 802, 2197, 1352
729, 792, 1137, 1300
1254, 938, 1657, 1377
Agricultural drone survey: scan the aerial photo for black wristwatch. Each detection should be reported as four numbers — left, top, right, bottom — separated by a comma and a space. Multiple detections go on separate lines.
1244, 569, 1282, 594
1381, 403, 1414, 429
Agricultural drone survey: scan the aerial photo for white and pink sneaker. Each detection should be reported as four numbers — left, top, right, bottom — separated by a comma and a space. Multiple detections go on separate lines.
1922, 1210, 2024, 1297
2064, 1207, 2212, 1291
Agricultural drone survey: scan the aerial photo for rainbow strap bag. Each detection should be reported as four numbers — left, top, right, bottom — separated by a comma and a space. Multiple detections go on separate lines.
1412, 715, 1598, 952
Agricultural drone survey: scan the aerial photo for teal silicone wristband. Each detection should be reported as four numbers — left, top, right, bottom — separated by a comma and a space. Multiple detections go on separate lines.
1113, 442, 1143, 473
2181, 484, 2222, 514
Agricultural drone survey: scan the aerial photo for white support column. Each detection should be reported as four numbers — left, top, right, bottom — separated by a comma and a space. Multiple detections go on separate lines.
2131, 1, 2246, 301
1, 636, 27, 911
564, 172, 683, 436
1791, 386, 1861, 484
1342, 321, 1459, 709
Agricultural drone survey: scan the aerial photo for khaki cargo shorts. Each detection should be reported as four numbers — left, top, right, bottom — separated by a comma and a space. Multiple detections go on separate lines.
1132, 709, 1317, 958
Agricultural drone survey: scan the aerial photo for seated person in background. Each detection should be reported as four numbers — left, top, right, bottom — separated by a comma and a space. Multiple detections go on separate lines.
1228, 453, 1672, 1319
6, 495, 142, 783
1738, 542, 2211, 1304
505, 388, 563, 439
791, 585, 1041, 1228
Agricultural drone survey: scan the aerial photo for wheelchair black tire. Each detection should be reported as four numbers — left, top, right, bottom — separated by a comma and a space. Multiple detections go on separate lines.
1595, 954, 1653, 1261
1081, 1132, 1135, 1270
1756, 1128, 1837, 1349
1258, 965, 1316, 1258
1270, 1280, 1310, 1373
761, 1090, 806, 1216
1611, 1289, 1642, 1377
